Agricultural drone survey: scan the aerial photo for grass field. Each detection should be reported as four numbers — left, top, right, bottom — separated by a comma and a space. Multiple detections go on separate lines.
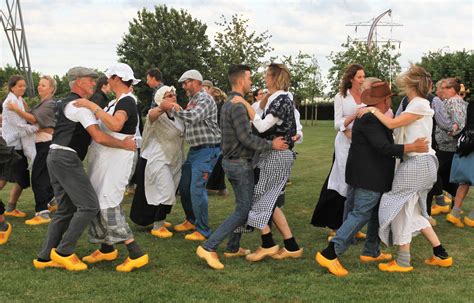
1, 121, 473, 302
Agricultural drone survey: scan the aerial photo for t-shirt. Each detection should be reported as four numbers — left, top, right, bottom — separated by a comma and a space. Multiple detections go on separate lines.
113, 96, 138, 135
65, 102, 98, 129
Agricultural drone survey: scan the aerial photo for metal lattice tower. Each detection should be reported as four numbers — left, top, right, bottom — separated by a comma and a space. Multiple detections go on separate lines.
346, 9, 403, 84
1, 0, 34, 97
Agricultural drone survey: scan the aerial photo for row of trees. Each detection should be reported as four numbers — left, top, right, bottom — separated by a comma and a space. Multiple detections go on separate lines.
1, 5, 472, 110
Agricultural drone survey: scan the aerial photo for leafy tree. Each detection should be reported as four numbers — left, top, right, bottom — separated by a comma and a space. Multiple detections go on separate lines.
211, 14, 273, 91
281, 52, 324, 106
117, 5, 215, 106
0, 64, 41, 105
418, 49, 473, 94
327, 36, 401, 97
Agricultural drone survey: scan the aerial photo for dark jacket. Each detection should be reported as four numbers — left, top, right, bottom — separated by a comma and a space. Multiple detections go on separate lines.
345, 113, 404, 193
90, 91, 109, 109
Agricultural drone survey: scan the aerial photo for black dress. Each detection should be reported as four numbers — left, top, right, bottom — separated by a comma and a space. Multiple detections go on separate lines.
310, 152, 346, 230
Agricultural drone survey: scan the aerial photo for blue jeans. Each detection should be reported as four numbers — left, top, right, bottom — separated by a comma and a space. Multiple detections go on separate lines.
332, 186, 382, 257
179, 147, 219, 238
203, 159, 254, 252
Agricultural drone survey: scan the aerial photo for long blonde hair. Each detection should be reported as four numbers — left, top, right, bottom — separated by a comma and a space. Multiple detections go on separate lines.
396, 64, 431, 98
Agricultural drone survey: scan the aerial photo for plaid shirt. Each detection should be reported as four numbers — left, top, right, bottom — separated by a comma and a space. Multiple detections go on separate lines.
174, 89, 221, 147
435, 97, 468, 152
220, 92, 272, 159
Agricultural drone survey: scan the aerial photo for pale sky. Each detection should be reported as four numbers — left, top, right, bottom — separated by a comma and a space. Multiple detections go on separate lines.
0, 0, 472, 86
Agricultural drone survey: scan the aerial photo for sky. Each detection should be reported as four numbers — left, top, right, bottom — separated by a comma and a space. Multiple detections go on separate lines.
0, 0, 472, 87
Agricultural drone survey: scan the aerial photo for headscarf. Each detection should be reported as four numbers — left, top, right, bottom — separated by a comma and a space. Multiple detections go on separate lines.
154, 85, 176, 106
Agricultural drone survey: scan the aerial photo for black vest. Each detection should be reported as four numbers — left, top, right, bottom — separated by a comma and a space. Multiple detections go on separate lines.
52, 92, 92, 160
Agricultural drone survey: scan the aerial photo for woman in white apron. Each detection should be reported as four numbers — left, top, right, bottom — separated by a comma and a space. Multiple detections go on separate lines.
311, 64, 366, 239
130, 85, 185, 238
73, 63, 148, 272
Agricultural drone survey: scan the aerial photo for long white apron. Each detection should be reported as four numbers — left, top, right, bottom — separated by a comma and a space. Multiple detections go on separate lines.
88, 100, 136, 209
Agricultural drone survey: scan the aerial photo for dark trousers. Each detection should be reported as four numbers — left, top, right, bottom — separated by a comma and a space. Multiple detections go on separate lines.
32, 141, 54, 212
130, 158, 173, 226
437, 150, 459, 197
38, 149, 99, 259
206, 154, 226, 191
426, 173, 443, 215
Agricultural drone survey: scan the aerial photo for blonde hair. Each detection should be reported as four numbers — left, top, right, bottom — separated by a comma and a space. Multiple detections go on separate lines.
396, 64, 431, 98
444, 77, 462, 93
209, 87, 227, 104
267, 63, 291, 91
41, 75, 57, 96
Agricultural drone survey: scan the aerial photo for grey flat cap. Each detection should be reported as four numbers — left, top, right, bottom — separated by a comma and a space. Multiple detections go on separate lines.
178, 69, 203, 83
202, 80, 213, 87
67, 66, 99, 81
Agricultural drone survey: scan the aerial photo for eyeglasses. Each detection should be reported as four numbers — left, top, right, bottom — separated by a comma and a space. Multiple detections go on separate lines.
182, 80, 193, 86
164, 93, 176, 99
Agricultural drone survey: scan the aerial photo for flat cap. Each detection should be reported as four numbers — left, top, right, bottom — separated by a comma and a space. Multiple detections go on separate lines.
202, 80, 213, 87
178, 69, 203, 83
67, 66, 99, 81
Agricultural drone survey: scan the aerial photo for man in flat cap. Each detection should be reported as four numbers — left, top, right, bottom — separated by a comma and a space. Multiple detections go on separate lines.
160, 69, 221, 241
316, 81, 429, 277
34, 66, 136, 271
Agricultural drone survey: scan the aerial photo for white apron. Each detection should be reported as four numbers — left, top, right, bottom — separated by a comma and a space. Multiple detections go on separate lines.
88, 96, 137, 209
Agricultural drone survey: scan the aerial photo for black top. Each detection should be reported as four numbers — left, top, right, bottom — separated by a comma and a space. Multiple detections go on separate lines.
90, 91, 109, 109
456, 101, 474, 157
111, 96, 138, 135
257, 94, 296, 149
52, 92, 92, 160
220, 92, 272, 160
346, 114, 404, 193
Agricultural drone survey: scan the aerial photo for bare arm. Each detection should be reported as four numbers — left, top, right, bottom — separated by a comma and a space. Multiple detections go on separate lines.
85, 124, 136, 151
74, 98, 127, 132
359, 107, 421, 129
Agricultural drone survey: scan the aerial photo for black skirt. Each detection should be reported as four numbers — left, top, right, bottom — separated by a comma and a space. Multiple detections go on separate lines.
206, 154, 226, 190
310, 153, 346, 230
5, 149, 30, 189
129, 157, 172, 226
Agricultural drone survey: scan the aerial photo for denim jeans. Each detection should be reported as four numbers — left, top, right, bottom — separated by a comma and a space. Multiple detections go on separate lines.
332, 186, 382, 257
203, 159, 254, 251
179, 146, 219, 238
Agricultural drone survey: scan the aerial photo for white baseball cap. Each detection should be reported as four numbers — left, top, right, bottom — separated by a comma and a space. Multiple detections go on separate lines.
105, 63, 141, 85
178, 69, 203, 83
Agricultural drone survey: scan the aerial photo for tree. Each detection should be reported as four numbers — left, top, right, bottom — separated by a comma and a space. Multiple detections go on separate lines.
327, 36, 401, 97
117, 5, 215, 106
211, 14, 273, 91
0, 64, 41, 105
281, 52, 324, 105
418, 49, 473, 93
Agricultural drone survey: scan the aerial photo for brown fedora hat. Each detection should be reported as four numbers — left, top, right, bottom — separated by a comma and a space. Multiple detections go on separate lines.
361, 81, 394, 105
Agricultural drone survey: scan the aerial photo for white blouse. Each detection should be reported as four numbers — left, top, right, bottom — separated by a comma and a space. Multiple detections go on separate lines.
398, 97, 435, 156
333, 90, 365, 131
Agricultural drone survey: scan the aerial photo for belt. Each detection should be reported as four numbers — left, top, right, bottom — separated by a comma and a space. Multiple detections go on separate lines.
190, 143, 220, 151
227, 157, 252, 162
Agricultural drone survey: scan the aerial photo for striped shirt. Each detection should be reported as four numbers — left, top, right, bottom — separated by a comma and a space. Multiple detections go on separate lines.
174, 89, 221, 147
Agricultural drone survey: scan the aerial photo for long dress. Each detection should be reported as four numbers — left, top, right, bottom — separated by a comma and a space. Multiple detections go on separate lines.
311, 90, 365, 229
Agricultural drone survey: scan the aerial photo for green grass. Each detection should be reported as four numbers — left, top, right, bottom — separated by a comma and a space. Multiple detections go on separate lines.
1, 121, 473, 302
